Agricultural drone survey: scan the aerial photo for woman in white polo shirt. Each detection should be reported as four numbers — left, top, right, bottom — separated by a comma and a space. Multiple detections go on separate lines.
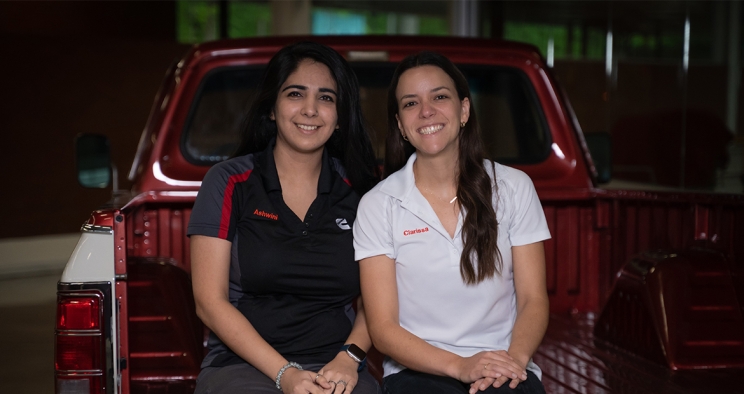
354, 52, 550, 394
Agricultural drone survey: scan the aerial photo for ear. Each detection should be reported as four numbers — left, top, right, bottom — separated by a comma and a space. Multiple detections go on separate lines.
269, 111, 275, 121
396, 114, 407, 139
460, 97, 470, 125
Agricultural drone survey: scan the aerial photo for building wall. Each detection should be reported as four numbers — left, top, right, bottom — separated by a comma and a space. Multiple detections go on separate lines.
0, 2, 190, 238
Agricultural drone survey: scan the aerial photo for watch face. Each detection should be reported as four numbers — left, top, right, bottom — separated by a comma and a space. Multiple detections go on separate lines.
346, 343, 366, 362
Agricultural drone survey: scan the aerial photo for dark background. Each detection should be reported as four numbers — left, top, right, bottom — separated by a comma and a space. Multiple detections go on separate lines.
1, 0, 741, 240
0, 1, 188, 238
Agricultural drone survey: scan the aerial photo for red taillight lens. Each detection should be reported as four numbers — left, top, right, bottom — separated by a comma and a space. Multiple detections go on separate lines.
55, 292, 105, 393
55, 334, 102, 371
57, 296, 100, 330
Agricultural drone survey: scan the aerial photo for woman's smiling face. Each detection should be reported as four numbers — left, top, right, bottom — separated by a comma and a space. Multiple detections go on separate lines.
395, 65, 470, 159
272, 58, 338, 155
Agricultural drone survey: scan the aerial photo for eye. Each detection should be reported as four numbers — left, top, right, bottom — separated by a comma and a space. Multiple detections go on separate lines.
287, 91, 302, 97
319, 94, 335, 103
434, 94, 449, 100
402, 101, 416, 108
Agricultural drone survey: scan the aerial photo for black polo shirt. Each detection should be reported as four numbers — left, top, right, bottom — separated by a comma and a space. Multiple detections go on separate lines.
188, 140, 361, 367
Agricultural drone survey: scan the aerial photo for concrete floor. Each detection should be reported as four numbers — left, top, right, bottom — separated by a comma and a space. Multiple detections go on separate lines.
0, 234, 82, 393
0, 273, 63, 393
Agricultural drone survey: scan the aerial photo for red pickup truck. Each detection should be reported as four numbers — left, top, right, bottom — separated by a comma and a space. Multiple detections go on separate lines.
59, 36, 744, 394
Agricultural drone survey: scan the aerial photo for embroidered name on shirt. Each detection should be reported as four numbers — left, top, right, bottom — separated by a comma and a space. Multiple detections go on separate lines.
403, 227, 429, 236
253, 209, 278, 221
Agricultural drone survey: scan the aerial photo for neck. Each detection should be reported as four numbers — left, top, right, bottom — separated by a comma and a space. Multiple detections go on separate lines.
273, 141, 323, 184
413, 149, 458, 193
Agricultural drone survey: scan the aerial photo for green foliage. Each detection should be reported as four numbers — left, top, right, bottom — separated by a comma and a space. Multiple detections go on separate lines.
419, 16, 448, 36
177, 1, 219, 44
504, 22, 568, 58
229, 2, 272, 37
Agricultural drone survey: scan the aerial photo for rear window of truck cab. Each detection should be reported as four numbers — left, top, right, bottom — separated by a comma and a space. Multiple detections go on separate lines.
181, 63, 551, 166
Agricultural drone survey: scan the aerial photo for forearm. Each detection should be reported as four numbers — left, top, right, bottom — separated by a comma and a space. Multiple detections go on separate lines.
196, 298, 289, 380
506, 296, 549, 367
343, 297, 373, 352
370, 319, 462, 378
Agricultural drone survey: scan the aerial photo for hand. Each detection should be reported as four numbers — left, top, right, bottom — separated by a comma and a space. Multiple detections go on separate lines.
467, 351, 528, 392
315, 352, 360, 393
469, 377, 495, 394
280, 367, 326, 394
456, 350, 527, 384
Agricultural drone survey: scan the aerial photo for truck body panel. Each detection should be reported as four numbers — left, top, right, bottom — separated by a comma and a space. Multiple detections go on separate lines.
59, 36, 744, 394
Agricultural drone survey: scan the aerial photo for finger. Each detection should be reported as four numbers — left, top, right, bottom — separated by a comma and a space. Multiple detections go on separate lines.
488, 359, 525, 379
492, 376, 509, 388
468, 378, 484, 394
304, 380, 325, 394
314, 375, 332, 390
335, 380, 349, 394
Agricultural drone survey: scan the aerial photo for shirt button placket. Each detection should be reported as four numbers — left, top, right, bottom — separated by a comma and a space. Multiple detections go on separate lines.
303, 212, 312, 236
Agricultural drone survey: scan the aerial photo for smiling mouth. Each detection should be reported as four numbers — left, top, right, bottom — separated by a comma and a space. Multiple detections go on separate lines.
296, 124, 320, 131
417, 124, 444, 135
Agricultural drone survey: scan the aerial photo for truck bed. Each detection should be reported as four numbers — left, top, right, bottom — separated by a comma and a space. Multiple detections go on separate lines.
537, 314, 744, 394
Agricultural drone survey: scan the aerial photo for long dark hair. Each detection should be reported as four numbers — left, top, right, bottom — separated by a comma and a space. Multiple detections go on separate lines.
385, 51, 501, 284
233, 41, 378, 196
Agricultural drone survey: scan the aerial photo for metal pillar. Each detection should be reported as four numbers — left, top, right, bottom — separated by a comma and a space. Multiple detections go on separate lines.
451, 0, 479, 37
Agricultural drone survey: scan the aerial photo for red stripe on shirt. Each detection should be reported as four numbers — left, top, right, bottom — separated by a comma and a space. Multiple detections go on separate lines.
218, 169, 252, 239
342, 178, 351, 186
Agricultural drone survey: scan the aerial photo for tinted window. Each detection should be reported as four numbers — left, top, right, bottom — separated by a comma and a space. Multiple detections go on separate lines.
182, 64, 550, 165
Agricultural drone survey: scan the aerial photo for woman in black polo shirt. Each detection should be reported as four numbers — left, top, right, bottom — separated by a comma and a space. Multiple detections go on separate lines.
188, 42, 380, 394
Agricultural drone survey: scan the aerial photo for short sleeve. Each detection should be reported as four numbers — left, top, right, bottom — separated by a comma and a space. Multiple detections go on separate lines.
188, 160, 251, 240
353, 188, 395, 261
501, 167, 551, 246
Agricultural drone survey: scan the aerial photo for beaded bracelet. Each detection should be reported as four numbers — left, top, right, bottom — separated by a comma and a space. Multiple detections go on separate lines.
275, 361, 303, 391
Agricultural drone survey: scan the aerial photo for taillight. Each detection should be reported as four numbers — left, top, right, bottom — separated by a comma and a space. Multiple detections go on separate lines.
55, 292, 105, 394
57, 296, 100, 330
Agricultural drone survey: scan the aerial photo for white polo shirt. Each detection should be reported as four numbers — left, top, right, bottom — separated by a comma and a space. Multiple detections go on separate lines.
354, 153, 551, 379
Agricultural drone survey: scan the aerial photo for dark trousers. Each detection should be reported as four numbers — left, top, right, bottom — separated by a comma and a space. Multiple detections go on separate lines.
195, 362, 381, 394
383, 369, 545, 394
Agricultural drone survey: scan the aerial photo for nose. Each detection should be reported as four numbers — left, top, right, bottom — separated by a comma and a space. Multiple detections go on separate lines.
419, 99, 435, 118
301, 97, 318, 117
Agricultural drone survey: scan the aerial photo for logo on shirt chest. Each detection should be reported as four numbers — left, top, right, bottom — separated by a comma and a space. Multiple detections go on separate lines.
336, 218, 351, 230
253, 209, 278, 221
403, 227, 429, 236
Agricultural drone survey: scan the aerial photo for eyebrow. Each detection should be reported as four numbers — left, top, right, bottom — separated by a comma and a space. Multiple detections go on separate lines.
281, 84, 338, 96
399, 86, 450, 101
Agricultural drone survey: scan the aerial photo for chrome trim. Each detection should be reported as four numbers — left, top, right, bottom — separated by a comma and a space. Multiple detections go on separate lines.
57, 282, 114, 393
115, 274, 128, 281
81, 224, 113, 234
56, 370, 104, 375
57, 329, 102, 335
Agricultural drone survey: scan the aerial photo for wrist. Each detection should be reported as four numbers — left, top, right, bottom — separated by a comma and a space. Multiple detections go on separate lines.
275, 361, 302, 391
446, 354, 465, 380
339, 343, 367, 371
507, 350, 530, 369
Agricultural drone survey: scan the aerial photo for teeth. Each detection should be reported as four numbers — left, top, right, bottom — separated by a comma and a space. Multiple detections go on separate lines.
297, 124, 319, 131
418, 124, 443, 135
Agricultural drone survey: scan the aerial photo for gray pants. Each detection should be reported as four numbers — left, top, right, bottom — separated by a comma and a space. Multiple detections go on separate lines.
195, 362, 381, 394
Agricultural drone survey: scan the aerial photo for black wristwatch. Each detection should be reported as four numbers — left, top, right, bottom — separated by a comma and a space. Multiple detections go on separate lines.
340, 344, 367, 370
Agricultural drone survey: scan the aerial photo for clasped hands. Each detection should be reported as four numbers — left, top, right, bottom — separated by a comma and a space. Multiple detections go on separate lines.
457, 350, 528, 393
280, 353, 359, 394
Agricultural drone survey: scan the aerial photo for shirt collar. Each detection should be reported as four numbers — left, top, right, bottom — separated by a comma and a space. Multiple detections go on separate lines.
257, 138, 334, 194
379, 152, 418, 202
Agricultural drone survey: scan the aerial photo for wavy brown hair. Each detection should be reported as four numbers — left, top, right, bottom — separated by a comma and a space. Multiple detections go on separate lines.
385, 51, 502, 284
